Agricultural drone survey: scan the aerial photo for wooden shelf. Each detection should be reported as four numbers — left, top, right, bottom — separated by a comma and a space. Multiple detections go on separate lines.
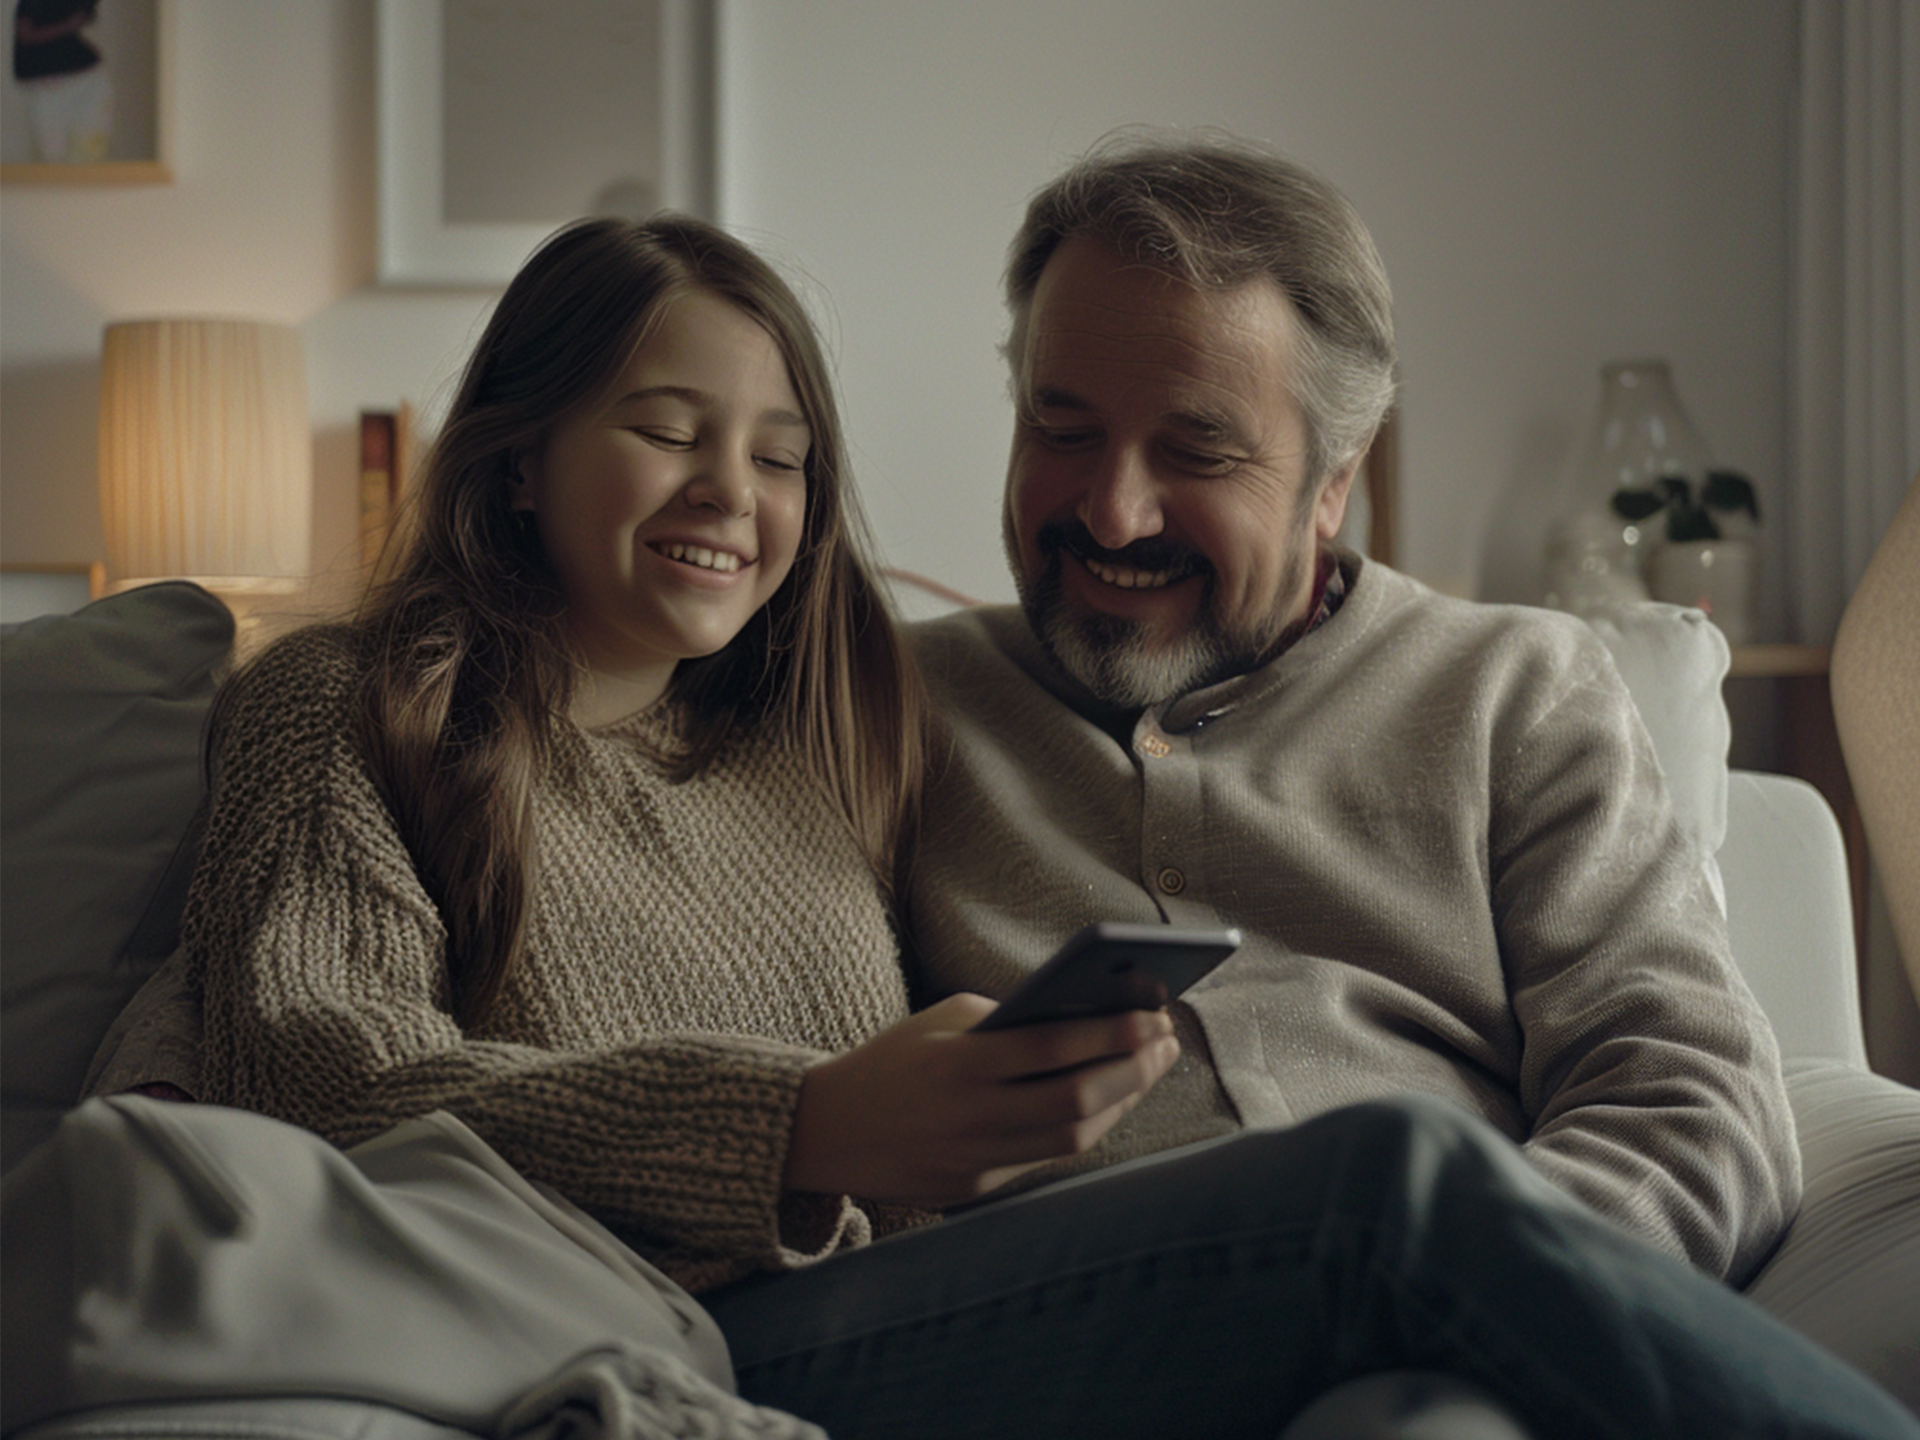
1727, 643, 1831, 679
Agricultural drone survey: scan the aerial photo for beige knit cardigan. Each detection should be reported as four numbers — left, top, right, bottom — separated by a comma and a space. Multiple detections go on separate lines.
907, 558, 1801, 1285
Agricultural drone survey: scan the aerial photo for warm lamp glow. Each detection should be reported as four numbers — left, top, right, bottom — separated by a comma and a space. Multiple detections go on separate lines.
97, 319, 311, 583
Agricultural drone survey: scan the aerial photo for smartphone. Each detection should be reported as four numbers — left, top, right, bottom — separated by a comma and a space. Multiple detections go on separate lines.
970, 922, 1242, 1032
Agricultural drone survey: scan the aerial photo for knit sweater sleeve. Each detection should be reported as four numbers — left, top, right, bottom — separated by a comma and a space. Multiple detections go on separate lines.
188, 630, 870, 1289
1487, 624, 1799, 1284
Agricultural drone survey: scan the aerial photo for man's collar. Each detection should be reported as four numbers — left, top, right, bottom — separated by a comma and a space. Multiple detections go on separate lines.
1301, 546, 1348, 643
1152, 546, 1355, 734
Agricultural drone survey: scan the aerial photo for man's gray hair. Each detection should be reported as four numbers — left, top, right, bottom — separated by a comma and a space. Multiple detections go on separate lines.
1004, 132, 1397, 485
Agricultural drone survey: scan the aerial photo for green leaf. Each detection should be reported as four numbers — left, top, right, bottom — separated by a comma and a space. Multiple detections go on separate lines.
1611, 487, 1666, 521
1703, 469, 1760, 520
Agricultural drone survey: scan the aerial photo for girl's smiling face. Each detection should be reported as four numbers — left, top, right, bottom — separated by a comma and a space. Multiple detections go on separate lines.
513, 289, 810, 713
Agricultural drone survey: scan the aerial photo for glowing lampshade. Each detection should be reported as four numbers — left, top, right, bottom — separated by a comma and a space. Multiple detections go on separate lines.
97, 319, 311, 583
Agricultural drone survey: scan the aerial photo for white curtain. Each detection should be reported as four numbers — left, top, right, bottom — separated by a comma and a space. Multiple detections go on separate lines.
1787, 0, 1920, 645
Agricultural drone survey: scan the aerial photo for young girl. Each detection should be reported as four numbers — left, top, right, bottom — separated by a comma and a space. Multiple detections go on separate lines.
139, 214, 1176, 1294
93, 216, 1918, 1440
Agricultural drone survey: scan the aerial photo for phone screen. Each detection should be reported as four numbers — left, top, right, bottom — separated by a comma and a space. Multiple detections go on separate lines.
971, 922, 1241, 1031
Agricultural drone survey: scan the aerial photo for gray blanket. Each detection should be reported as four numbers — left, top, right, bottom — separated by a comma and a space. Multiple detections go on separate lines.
1, 1097, 823, 1440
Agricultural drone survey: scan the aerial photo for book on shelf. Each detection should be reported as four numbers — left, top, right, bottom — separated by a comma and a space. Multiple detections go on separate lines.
357, 402, 416, 569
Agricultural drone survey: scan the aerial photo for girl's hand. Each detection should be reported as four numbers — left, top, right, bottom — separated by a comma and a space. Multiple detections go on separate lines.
782, 994, 1180, 1207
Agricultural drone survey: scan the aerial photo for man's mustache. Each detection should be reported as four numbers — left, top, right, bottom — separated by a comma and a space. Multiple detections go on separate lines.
1037, 520, 1211, 581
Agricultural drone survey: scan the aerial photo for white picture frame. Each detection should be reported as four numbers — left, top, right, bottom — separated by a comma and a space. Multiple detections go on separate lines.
375, 0, 715, 288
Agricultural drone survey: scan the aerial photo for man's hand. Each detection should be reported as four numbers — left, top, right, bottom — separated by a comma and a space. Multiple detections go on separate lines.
783, 994, 1179, 1207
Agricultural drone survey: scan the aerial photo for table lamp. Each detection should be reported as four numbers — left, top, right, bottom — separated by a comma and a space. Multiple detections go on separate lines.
97, 318, 312, 640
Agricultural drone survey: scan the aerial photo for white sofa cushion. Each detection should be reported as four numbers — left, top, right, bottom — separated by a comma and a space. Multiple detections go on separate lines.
1581, 600, 1731, 860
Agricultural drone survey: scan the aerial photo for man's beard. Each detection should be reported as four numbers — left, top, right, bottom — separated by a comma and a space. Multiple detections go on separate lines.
1012, 520, 1312, 709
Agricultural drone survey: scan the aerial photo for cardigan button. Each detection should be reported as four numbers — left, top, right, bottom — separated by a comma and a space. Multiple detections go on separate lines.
1157, 866, 1187, 896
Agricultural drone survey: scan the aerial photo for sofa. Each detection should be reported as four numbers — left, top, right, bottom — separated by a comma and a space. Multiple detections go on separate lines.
2, 578, 1917, 1436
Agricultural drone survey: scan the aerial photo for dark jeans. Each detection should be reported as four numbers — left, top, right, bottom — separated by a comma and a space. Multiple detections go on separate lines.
705, 1096, 1919, 1440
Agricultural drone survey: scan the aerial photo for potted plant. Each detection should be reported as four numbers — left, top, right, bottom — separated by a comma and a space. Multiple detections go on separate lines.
1610, 470, 1760, 542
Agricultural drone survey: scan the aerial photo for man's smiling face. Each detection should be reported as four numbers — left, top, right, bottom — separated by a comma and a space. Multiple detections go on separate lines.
1003, 236, 1355, 708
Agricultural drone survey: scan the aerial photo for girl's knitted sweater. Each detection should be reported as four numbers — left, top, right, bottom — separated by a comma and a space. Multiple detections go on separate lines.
187, 627, 918, 1292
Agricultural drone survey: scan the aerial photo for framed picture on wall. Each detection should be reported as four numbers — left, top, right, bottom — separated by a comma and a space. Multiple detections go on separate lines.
1, 0, 171, 183
377, 0, 716, 288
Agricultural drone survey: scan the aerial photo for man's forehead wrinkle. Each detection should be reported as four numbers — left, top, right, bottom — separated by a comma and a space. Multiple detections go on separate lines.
1034, 294, 1279, 352
1028, 341, 1273, 444
1024, 245, 1300, 453
1031, 318, 1289, 413
1030, 321, 1273, 387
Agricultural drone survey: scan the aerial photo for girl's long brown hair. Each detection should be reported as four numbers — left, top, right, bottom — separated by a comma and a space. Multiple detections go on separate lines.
220, 216, 922, 1028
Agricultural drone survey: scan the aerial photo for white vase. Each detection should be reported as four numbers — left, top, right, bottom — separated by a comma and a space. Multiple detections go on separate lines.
1649, 539, 1755, 645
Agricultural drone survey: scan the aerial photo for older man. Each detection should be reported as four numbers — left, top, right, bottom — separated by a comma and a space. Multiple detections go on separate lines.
702, 138, 1920, 1440
905, 135, 1798, 1284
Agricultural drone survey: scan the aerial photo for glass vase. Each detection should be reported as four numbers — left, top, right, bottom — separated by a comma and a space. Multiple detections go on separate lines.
1568, 359, 1712, 577
1541, 512, 1650, 617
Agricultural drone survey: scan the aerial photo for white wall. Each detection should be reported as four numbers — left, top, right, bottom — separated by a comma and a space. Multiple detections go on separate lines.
4, 0, 1795, 616
719, 0, 1796, 610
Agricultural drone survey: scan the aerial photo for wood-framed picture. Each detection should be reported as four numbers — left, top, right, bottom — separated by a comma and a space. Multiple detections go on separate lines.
376, 0, 716, 289
1, 0, 171, 183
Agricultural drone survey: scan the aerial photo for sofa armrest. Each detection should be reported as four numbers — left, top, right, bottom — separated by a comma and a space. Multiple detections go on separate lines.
1719, 772, 1869, 1069
1744, 1059, 1920, 1410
